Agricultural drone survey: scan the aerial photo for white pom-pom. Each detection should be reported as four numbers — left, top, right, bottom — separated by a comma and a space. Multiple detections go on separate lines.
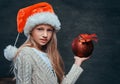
4, 45, 18, 61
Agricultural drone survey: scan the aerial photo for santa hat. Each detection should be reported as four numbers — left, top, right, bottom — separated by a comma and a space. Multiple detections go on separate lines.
18, 2, 61, 36
4, 2, 61, 61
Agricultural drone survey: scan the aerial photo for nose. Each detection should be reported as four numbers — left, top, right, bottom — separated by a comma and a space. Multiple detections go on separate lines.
42, 30, 48, 38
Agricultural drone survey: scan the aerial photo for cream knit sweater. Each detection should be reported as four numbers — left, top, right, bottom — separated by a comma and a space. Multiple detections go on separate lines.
13, 47, 83, 84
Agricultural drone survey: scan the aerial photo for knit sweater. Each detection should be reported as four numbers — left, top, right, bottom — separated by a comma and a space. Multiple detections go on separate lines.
13, 47, 83, 84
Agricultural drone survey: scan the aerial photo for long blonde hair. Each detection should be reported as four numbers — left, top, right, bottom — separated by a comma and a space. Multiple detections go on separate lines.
46, 32, 65, 83
16, 32, 64, 83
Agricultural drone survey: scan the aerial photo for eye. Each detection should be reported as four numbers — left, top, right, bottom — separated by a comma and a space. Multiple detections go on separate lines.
47, 29, 53, 32
36, 27, 43, 31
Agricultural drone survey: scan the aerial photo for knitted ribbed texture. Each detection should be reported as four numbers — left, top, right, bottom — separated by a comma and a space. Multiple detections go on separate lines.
14, 47, 83, 84
61, 64, 83, 84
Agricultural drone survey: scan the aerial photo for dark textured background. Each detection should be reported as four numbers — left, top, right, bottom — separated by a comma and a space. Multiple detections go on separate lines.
0, 0, 120, 84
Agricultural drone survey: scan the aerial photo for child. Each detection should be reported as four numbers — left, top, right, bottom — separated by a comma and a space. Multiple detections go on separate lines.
4, 2, 89, 84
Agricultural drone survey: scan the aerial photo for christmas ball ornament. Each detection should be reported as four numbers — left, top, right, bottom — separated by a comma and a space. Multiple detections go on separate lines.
72, 33, 97, 57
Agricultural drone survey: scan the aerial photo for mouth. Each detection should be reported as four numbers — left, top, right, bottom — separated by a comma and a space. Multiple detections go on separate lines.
40, 39, 48, 43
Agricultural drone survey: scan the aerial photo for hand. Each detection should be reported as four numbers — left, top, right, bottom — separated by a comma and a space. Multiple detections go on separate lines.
74, 56, 90, 66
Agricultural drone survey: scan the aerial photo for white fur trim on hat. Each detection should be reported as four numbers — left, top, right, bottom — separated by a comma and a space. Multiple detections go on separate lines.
24, 12, 61, 37
4, 45, 18, 61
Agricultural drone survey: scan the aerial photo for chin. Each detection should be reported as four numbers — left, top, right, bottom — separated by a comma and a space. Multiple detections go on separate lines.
39, 42, 47, 46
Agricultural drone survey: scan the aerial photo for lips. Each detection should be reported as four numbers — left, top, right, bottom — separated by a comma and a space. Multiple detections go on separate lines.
40, 39, 48, 43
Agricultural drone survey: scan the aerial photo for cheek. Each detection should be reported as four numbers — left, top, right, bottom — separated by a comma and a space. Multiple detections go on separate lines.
31, 32, 39, 40
48, 33, 53, 40
32, 31, 40, 37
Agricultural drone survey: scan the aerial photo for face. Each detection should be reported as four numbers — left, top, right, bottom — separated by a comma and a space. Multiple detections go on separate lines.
31, 24, 54, 48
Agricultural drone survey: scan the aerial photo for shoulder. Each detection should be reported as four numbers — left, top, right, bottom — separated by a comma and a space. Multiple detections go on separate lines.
20, 46, 32, 51
16, 46, 34, 59
18, 46, 33, 54
14, 47, 33, 67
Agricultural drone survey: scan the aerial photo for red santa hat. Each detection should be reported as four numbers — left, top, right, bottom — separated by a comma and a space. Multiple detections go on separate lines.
17, 2, 61, 36
4, 2, 61, 61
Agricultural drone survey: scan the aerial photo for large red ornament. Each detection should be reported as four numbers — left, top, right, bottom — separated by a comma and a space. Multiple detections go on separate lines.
72, 33, 97, 57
